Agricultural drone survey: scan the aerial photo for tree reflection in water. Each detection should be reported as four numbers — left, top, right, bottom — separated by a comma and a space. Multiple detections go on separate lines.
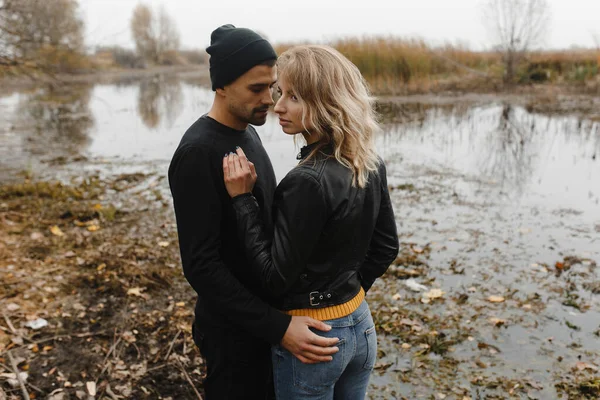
378, 101, 600, 200
136, 74, 183, 129
478, 104, 535, 194
17, 83, 94, 157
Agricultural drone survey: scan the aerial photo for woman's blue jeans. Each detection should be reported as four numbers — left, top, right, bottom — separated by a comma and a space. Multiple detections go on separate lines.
272, 300, 377, 400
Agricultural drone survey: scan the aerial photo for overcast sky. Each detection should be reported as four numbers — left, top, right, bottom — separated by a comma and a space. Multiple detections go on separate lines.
80, 0, 600, 51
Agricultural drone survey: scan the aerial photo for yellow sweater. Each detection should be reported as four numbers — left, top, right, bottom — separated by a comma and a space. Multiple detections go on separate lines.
283, 288, 365, 321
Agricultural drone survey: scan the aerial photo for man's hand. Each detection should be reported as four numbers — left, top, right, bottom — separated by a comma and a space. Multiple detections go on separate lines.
281, 316, 339, 364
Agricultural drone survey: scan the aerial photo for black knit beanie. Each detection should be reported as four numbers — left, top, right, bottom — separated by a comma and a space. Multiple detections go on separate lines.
206, 24, 277, 91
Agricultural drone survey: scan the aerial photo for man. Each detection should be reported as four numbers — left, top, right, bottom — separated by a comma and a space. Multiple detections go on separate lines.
168, 25, 339, 399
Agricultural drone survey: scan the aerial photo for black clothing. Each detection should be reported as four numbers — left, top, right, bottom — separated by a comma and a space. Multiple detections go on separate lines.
206, 24, 277, 90
168, 115, 292, 345
231, 142, 400, 311
193, 324, 275, 400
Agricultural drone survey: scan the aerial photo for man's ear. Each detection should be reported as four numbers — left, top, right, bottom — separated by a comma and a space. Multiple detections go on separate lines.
216, 87, 226, 97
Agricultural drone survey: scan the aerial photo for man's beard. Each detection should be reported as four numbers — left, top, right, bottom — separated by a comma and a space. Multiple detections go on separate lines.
229, 102, 270, 126
247, 106, 270, 126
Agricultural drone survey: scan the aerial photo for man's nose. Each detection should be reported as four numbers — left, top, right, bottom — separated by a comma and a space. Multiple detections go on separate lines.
262, 89, 274, 106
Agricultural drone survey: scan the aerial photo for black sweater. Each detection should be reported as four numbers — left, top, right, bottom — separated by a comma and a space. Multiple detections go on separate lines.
168, 115, 292, 345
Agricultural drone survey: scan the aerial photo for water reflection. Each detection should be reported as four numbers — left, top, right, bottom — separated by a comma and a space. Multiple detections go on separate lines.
477, 104, 535, 195
380, 102, 600, 213
376, 101, 467, 125
16, 83, 94, 157
136, 74, 183, 129
1, 81, 598, 214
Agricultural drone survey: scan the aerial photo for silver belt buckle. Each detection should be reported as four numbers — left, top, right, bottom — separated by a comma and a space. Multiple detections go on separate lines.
309, 291, 320, 306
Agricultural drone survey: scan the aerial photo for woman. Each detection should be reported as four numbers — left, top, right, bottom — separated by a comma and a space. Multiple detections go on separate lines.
223, 45, 399, 399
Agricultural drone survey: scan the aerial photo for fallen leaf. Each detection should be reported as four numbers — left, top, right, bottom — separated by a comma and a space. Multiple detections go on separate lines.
30, 231, 44, 240
489, 317, 506, 326
392, 293, 402, 300
424, 288, 444, 299
400, 318, 418, 326
158, 241, 169, 247
374, 361, 394, 371
0, 372, 28, 388
25, 318, 48, 330
488, 295, 505, 303
50, 225, 64, 236
576, 362, 598, 372
86, 381, 97, 396
175, 302, 185, 307
405, 278, 428, 292
555, 262, 564, 269
127, 287, 145, 297
121, 331, 137, 343
401, 343, 412, 349
87, 225, 100, 232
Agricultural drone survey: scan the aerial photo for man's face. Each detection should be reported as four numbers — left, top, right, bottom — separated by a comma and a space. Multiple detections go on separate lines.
223, 64, 277, 126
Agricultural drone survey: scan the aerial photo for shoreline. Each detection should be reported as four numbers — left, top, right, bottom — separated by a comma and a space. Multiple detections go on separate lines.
0, 65, 210, 92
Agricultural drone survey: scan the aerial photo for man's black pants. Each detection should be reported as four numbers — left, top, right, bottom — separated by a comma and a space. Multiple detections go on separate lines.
193, 323, 275, 400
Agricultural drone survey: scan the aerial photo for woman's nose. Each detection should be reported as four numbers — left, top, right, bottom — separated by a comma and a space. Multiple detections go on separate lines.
274, 99, 284, 114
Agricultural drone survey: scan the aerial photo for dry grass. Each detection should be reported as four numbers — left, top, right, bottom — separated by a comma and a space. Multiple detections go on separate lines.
275, 36, 600, 94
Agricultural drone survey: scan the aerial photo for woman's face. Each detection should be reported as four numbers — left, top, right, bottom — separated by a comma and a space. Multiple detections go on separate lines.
274, 77, 311, 136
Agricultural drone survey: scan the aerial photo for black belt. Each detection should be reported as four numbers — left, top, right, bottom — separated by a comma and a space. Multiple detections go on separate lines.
280, 289, 336, 309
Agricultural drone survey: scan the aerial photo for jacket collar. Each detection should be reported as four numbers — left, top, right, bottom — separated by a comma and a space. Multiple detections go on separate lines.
297, 141, 332, 160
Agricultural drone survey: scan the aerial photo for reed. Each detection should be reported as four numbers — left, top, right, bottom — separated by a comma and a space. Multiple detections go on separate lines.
275, 36, 599, 94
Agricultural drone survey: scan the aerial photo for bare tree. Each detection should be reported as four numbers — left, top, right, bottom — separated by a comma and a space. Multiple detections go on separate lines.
0, 0, 85, 71
481, 0, 551, 83
130, 3, 180, 64
131, 4, 154, 62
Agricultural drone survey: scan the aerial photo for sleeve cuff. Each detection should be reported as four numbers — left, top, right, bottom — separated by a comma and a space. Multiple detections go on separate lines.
266, 312, 292, 345
231, 192, 260, 213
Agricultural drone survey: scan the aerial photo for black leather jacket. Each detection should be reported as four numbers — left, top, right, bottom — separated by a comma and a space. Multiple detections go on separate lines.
232, 143, 399, 311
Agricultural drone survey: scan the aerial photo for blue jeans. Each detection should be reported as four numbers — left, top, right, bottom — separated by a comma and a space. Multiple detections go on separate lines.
271, 300, 377, 400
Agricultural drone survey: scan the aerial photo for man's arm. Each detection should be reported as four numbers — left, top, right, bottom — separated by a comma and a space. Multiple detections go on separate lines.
169, 145, 291, 343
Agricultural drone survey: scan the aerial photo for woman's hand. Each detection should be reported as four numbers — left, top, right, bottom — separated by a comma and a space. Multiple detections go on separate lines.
223, 147, 258, 198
